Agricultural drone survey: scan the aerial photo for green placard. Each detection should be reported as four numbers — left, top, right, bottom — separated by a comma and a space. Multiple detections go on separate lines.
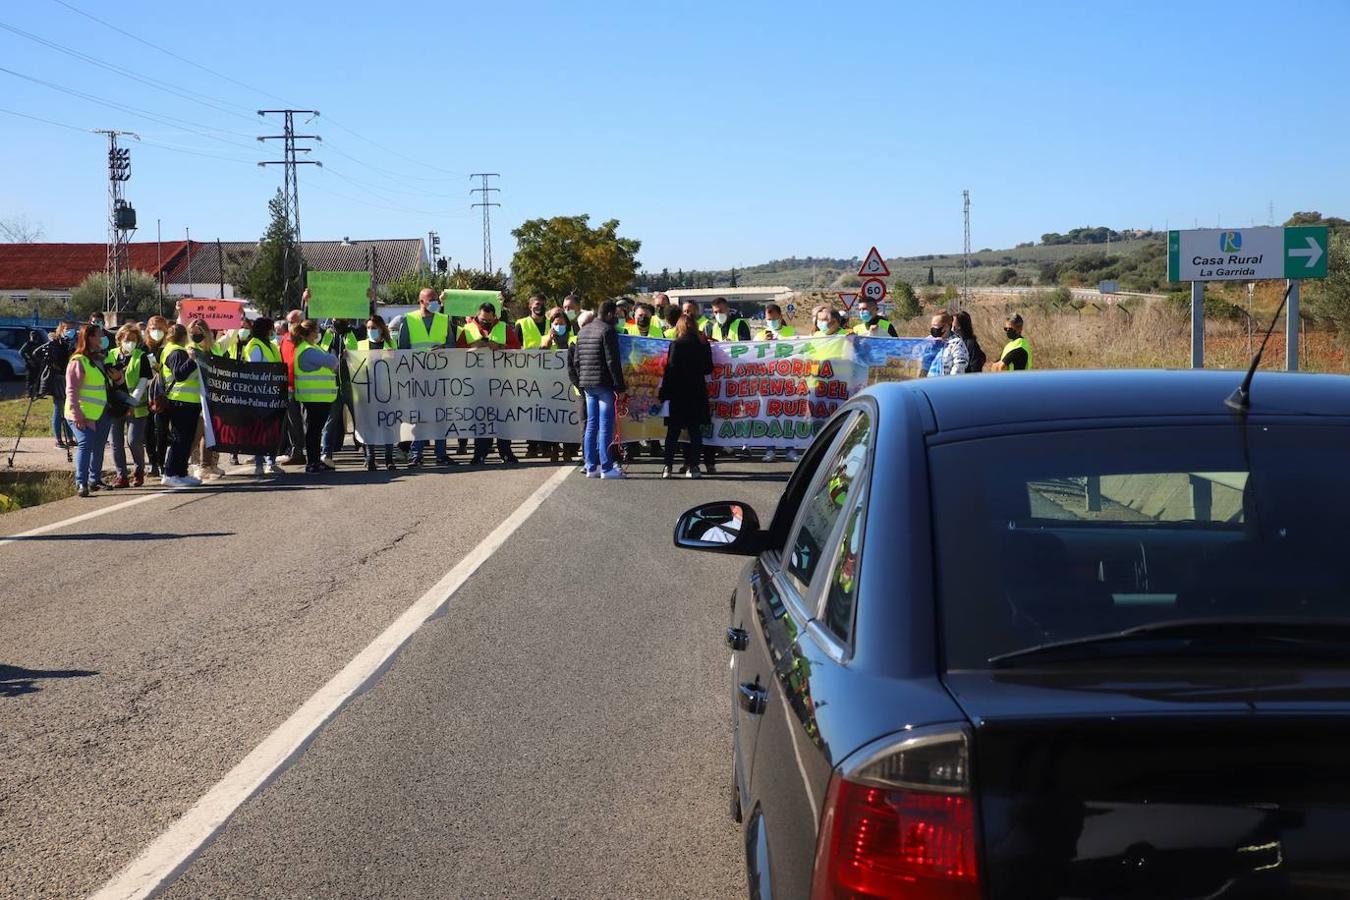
440, 289, 500, 318
307, 271, 371, 319
1283, 226, 1329, 279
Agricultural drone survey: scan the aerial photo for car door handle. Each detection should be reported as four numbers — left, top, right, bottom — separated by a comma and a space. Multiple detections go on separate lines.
726, 627, 749, 651
738, 682, 768, 715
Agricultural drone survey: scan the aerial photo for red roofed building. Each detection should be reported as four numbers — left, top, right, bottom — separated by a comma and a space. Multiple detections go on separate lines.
0, 241, 191, 300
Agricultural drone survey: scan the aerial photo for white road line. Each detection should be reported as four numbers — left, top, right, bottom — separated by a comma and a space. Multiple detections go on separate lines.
0, 492, 164, 548
90, 464, 574, 900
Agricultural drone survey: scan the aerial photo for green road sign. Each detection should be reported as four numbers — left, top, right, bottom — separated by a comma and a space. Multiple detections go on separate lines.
1167, 226, 1330, 282
1284, 226, 1329, 279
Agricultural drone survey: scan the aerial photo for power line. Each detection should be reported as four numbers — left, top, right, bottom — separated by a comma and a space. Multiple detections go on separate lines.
0, 104, 87, 133
48, 0, 292, 105
469, 173, 501, 272
0, 104, 260, 165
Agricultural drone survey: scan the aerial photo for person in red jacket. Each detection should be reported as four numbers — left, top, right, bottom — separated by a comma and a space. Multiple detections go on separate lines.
276, 305, 307, 465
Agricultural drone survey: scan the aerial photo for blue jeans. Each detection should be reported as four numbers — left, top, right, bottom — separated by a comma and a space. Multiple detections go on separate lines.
410, 438, 447, 462
582, 387, 616, 472
51, 395, 73, 443
68, 414, 111, 486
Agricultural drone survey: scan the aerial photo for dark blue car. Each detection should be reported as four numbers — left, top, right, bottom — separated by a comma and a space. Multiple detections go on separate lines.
676, 370, 1350, 899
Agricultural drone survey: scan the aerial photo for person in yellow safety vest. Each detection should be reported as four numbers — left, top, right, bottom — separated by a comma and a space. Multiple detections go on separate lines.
757, 303, 798, 340
652, 291, 672, 325
624, 302, 665, 338
459, 302, 521, 466
64, 323, 112, 497
240, 317, 286, 478
515, 293, 551, 349
397, 287, 453, 350
813, 307, 844, 336
108, 322, 154, 488
292, 318, 342, 474
539, 308, 578, 463
562, 292, 583, 333
317, 320, 360, 466
703, 297, 751, 342
616, 297, 635, 329
661, 304, 682, 338
990, 313, 1033, 371
681, 300, 709, 334
358, 314, 398, 472
158, 322, 205, 487
319, 322, 360, 353
852, 297, 898, 337
182, 318, 226, 480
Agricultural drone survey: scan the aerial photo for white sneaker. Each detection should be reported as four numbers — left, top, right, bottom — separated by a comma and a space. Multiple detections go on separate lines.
786, 449, 800, 462
181, 475, 203, 486
321, 454, 335, 467
584, 467, 599, 478
661, 466, 672, 479
268, 462, 285, 475
762, 449, 777, 462
253, 462, 265, 476
160, 475, 172, 486
276, 455, 296, 465
189, 465, 202, 480
600, 467, 627, 479
686, 467, 701, 479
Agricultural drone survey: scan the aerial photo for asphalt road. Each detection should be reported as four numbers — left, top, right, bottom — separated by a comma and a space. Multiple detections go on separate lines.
1, 452, 792, 898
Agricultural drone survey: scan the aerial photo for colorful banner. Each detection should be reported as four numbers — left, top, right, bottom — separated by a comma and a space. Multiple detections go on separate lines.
307, 271, 371, 320
617, 335, 938, 448
177, 298, 244, 331
348, 347, 577, 444
198, 355, 290, 455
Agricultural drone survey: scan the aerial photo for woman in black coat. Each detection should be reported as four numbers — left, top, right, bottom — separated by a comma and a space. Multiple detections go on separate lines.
657, 314, 713, 479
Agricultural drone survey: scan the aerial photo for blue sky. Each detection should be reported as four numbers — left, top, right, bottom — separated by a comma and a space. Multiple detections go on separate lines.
2, 0, 1346, 272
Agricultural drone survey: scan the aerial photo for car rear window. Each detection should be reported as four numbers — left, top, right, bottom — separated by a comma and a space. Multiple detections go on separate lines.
929, 423, 1350, 669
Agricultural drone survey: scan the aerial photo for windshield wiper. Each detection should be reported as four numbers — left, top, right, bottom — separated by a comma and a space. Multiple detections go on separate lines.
988, 617, 1350, 668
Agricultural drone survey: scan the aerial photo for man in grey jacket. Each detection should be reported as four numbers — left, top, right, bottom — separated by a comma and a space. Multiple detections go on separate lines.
568, 301, 628, 478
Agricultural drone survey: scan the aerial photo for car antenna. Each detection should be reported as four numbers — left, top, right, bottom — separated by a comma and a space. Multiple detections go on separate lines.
1225, 282, 1294, 413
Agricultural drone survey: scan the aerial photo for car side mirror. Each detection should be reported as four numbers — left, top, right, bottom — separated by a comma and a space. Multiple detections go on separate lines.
673, 501, 764, 556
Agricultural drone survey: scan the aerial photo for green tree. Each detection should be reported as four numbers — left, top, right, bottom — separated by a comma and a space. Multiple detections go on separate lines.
892, 279, 920, 318
510, 215, 640, 307
232, 189, 303, 316
729, 267, 739, 288
940, 283, 959, 306
70, 270, 159, 319
993, 267, 1018, 285
380, 267, 507, 306
926, 266, 935, 286
1305, 231, 1350, 344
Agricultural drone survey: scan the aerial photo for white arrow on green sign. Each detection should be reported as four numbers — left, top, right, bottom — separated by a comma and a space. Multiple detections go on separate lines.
1167, 226, 1329, 282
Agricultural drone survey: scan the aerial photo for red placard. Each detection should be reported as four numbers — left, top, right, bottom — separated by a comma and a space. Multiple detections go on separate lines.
177, 298, 244, 331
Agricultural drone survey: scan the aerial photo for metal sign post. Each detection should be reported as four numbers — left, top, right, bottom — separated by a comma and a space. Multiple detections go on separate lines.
1286, 279, 1300, 372
1191, 281, 1205, 369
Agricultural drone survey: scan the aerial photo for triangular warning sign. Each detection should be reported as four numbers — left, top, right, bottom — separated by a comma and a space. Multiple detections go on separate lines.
857, 246, 890, 277
837, 292, 859, 311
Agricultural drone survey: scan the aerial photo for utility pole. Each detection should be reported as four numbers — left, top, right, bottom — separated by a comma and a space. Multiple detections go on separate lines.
156, 218, 164, 316
961, 189, 971, 307
469, 173, 501, 272
217, 237, 225, 299
94, 129, 139, 316
258, 109, 321, 309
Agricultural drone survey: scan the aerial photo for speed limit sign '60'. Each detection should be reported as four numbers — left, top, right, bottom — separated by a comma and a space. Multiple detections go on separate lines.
860, 277, 887, 302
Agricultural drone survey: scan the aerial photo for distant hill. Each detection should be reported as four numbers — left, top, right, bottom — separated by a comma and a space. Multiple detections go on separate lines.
643, 229, 1166, 292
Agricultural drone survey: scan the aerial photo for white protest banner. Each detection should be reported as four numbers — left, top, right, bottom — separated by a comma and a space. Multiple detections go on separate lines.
348, 347, 578, 444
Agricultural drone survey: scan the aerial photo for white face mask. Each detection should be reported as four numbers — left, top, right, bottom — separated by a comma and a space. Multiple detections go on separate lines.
817, 319, 831, 331
149, 328, 165, 342
767, 318, 780, 329
715, 312, 728, 325
120, 341, 136, 354
565, 309, 578, 322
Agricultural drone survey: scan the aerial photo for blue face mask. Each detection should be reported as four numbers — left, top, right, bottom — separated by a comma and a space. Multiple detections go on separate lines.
427, 301, 440, 314
553, 324, 569, 336
859, 310, 873, 323
100, 335, 111, 350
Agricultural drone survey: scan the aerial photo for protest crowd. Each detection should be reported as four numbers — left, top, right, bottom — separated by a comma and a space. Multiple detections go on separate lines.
18, 285, 1033, 495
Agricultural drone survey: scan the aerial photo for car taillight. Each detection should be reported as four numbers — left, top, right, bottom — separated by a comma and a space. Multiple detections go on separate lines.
811, 728, 980, 900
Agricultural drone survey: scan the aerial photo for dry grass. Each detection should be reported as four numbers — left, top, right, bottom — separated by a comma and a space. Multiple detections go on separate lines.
0, 470, 75, 513
897, 301, 1350, 374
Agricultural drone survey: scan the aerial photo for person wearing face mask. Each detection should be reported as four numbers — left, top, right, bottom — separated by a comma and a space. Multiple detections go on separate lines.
108, 323, 153, 487
624, 302, 665, 338
813, 307, 844, 336
157, 322, 204, 487
990, 313, 1033, 372
852, 298, 898, 337
925, 312, 970, 377
292, 318, 342, 474
538, 308, 578, 463
515, 294, 552, 459
88, 312, 113, 350
681, 301, 708, 333
653, 292, 672, 321
318, 319, 361, 467
395, 288, 455, 468
703, 297, 750, 342
616, 297, 635, 328
562, 293, 582, 330
272, 306, 307, 466
142, 315, 171, 476
241, 317, 286, 477
184, 320, 225, 481
64, 324, 113, 497
31, 319, 76, 450
460, 302, 521, 465
953, 310, 987, 373
360, 314, 398, 472
757, 303, 797, 340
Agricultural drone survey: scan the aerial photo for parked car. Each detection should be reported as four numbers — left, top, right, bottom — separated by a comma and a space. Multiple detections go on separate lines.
676, 369, 1350, 899
0, 325, 47, 380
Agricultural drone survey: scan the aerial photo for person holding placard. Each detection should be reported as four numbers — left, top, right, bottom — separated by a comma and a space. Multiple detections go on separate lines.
539, 308, 578, 463
516, 294, 551, 459
143, 315, 171, 476
459, 303, 521, 465
243, 318, 286, 477
159, 323, 203, 487
108, 323, 153, 488
292, 319, 341, 474
398, 288, 454, 467
361, 314, 398, 472
185, 320, 225, 481
277, 307, 308, 467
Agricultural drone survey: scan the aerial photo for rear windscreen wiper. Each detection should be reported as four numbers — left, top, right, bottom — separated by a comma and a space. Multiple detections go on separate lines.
988, 617, 1350, 668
